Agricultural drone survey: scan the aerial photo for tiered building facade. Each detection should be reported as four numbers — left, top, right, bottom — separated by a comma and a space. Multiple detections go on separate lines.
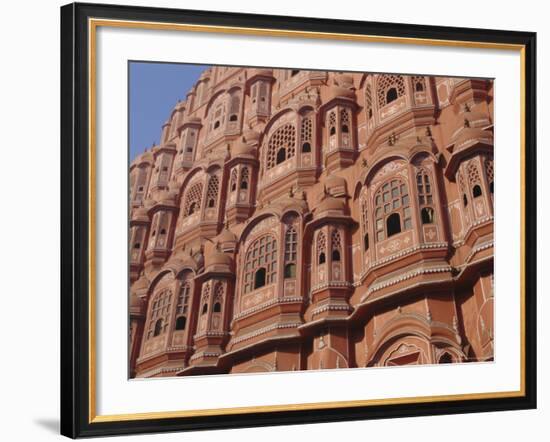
129, 66, 494, 378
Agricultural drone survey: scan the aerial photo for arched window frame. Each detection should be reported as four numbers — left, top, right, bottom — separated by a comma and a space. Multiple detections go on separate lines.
182, 182, 203, 217
416, 168, 435, 224
377, 75, 406, 108
284, 224, 298, 279
243, 234, 278, 294
300, 112, 314, 153
373, 177, 412, 242
317, 231, 327, 265
230, 168, 238, 192
174, 279, 191, 331
146, 288, 172, 340
206, 174, 220, 209
331, 229, 342, 262
240, 167, 249, 190
266, 123, 296, 170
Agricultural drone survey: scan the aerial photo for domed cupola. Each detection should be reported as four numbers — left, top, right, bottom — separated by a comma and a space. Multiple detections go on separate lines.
225, 135, 259, 226
320, 73, 359, 172
130, 207, 151, 282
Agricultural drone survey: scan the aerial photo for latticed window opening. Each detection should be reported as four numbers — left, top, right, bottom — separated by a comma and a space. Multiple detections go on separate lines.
485, 158, 494, 195
374, 178, 411, 241
206, 175, 219, 208
331, 229, 342, 261
317, 231, 327, 265
284, 226, 298, 278
230, 168, 238, 192
240, 167, 249, 190
183, 182, 203, 216
213, 282, 224, 313
328, 111, 337, 136
266, 124, 296, 169
377, 75, 406, 107
243, 235, 278, 293
300, 116, 313, 153
175, 281, 191, 330
146, 288, 172, 339
201, 283, 211, 315
362, 198, 369, 250
417, 169, 435, 224
365, 84, 373, 119
412, 76, 426, 92
228, 94, 240, 121
467, 162, 483, 198
340, 108, 350, 133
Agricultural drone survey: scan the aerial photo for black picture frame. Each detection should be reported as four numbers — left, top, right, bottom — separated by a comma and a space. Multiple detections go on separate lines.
60, 2, 537, 438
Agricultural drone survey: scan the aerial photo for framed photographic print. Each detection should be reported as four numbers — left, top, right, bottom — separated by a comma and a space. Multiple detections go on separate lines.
60, 2, 537, 438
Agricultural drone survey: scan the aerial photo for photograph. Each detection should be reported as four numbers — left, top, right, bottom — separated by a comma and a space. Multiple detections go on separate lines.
128, 63, 495, 378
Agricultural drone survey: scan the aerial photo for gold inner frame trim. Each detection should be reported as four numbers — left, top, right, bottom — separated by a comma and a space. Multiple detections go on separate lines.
87, 17, 527, 424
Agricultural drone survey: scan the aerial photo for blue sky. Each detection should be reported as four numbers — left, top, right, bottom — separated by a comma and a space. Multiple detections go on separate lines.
129, 62, 209, 160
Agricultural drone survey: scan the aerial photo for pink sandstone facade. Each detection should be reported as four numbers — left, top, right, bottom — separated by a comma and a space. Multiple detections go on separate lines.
128, 67, 494, 378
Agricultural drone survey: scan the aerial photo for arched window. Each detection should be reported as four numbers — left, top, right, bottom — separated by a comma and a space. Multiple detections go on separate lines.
386, 213, 401, 237
284, 225, 298, 279
340, 108, 350, 133
463, 194, 468, 207
300, 115, 313, 153
317, 231, 327, 265
276, 148, 286, 165
364, 233, 369, 250
386, 87, 398, 104
244, 235, 278, 293
417, 169, 435, 224
412, 76, 426, 92
328, 111, 337, 137
439, 352, 453, 364
240, 167, 249, 190
421, 207, 435, 224
374, 178, 411, 242
228, 94, 240, 122
254, 268, 266, 289
146, 288, 172, 339
206, 175, 219, 208
331, 230, 342, 261
230, 168, 237, 192
133, 242, 140, 249
154, 319, 163, 336
212, 282, 224, 314
175, 316, 187, 330
291, 69, 299, 77
377, 75, 406, 107
183, 182, 203, 216
473, 185, 482, 198
202, 303, 208, 315
267, 124, 296, 169
467, 162, 482, 199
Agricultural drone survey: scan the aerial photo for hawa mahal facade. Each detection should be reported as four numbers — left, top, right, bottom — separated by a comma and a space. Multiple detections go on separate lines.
128, 66, 494, 378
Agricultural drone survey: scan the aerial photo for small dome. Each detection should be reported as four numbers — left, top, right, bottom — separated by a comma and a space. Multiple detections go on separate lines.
317, 195, 346, 213
328, 84, 355, 99
232, 137, 255, 157
206, 248, 233, 268
131, 207, 149, 223
218, 227, 237, 244
133, 275, 150, 292
454, 128, 493, 151
130, 293, 144, 309
243, 127, 261, 143
325, 174, 347, 192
